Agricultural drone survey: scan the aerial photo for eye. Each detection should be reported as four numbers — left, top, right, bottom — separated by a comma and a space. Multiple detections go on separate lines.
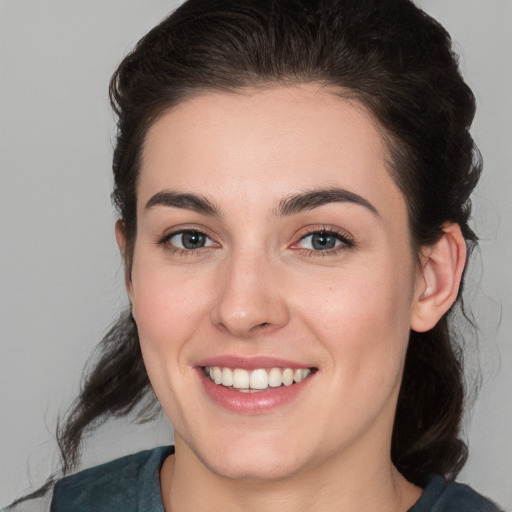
165, 230, 216, 250
295, 229, 354, 253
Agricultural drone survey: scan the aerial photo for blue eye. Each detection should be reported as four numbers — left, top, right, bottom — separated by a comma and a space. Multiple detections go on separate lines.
298, 230, 351, 251
168, 230, 215, 250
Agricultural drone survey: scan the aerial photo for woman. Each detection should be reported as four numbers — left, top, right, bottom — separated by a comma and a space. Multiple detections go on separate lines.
4, 0, 505, 510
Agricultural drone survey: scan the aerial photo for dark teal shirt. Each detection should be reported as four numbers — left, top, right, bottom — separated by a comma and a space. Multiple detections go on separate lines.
50, 446, 504, 511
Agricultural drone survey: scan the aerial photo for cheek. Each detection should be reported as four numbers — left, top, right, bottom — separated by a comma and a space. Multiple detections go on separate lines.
129, 251, 215, 387
295, 256, 415, 384
131, 251, 210, 333
129, 258, 217, 425
299, 255, 413, 332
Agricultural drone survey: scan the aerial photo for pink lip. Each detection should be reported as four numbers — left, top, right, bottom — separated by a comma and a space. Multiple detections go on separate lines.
196, 361, 316, 415
197, 355, 313, 370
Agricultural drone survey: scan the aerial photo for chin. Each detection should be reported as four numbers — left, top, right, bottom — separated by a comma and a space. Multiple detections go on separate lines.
206, 450, 305, 482
187, 429, 310, 482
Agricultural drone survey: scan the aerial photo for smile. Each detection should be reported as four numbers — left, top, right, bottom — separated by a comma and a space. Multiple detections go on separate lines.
204, 366, 313, 392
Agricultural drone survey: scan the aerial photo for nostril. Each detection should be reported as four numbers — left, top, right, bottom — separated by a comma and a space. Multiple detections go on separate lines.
251, 322, 271, 333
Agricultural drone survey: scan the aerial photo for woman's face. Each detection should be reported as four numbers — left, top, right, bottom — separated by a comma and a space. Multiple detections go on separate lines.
125, 85, 425, 480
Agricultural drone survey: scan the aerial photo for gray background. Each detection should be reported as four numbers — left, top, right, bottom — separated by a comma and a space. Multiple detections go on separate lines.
1, 0, 511, 508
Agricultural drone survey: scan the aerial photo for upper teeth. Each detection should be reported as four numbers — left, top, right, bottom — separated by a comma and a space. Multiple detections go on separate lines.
204, 366, 312, 391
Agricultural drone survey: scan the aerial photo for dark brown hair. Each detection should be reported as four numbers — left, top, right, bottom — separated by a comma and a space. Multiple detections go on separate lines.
58, 0, 480, 487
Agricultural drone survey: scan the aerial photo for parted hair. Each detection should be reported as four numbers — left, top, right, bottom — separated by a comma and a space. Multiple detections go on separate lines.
58, 0, 481, 487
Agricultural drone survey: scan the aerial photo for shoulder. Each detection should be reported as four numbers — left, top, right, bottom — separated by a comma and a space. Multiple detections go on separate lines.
412, 475, 505, 512
50, 446, 172, 512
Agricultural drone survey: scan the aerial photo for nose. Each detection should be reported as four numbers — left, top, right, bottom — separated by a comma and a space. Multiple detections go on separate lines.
210, 250, 290, 338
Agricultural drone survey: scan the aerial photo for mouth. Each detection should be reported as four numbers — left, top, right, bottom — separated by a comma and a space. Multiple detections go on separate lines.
203, 366, 315, 392
197, 356, 318, 413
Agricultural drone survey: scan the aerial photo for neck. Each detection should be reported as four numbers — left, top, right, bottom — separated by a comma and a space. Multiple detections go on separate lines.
160, 436, 422, 512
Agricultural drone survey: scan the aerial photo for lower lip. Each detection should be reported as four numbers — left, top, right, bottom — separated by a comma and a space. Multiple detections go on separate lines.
197, 369, 314, 414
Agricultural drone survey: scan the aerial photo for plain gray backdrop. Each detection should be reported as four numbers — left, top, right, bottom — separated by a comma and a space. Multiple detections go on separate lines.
1, 0, 511, 508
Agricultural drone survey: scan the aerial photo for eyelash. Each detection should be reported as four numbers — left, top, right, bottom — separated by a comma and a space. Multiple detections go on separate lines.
157, 228, 217, 257
292, 227, 355, 257
157, 226, 355, 257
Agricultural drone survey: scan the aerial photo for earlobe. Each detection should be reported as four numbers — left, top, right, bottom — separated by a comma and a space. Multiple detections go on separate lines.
114, 220, 133, 299
115, 219, 127, 254
410, 224, 467, 333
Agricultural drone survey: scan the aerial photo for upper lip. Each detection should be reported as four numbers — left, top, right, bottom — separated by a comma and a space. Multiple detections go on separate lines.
196, 355, 315, 370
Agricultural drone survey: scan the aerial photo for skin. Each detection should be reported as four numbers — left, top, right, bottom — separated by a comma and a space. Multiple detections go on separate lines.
116, 84, 466, 511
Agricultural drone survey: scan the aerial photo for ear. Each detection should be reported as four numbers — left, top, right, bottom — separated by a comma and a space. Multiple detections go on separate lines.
115, 220, 133, 300
410, 224, 467, 333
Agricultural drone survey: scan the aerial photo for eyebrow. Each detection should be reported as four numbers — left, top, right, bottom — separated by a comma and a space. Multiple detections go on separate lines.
144, 187, 379, 218
277, 188, 379, 217
145, 190, 219, 216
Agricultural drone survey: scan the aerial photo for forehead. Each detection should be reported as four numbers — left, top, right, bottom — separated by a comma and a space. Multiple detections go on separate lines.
138, 84, 404, 218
